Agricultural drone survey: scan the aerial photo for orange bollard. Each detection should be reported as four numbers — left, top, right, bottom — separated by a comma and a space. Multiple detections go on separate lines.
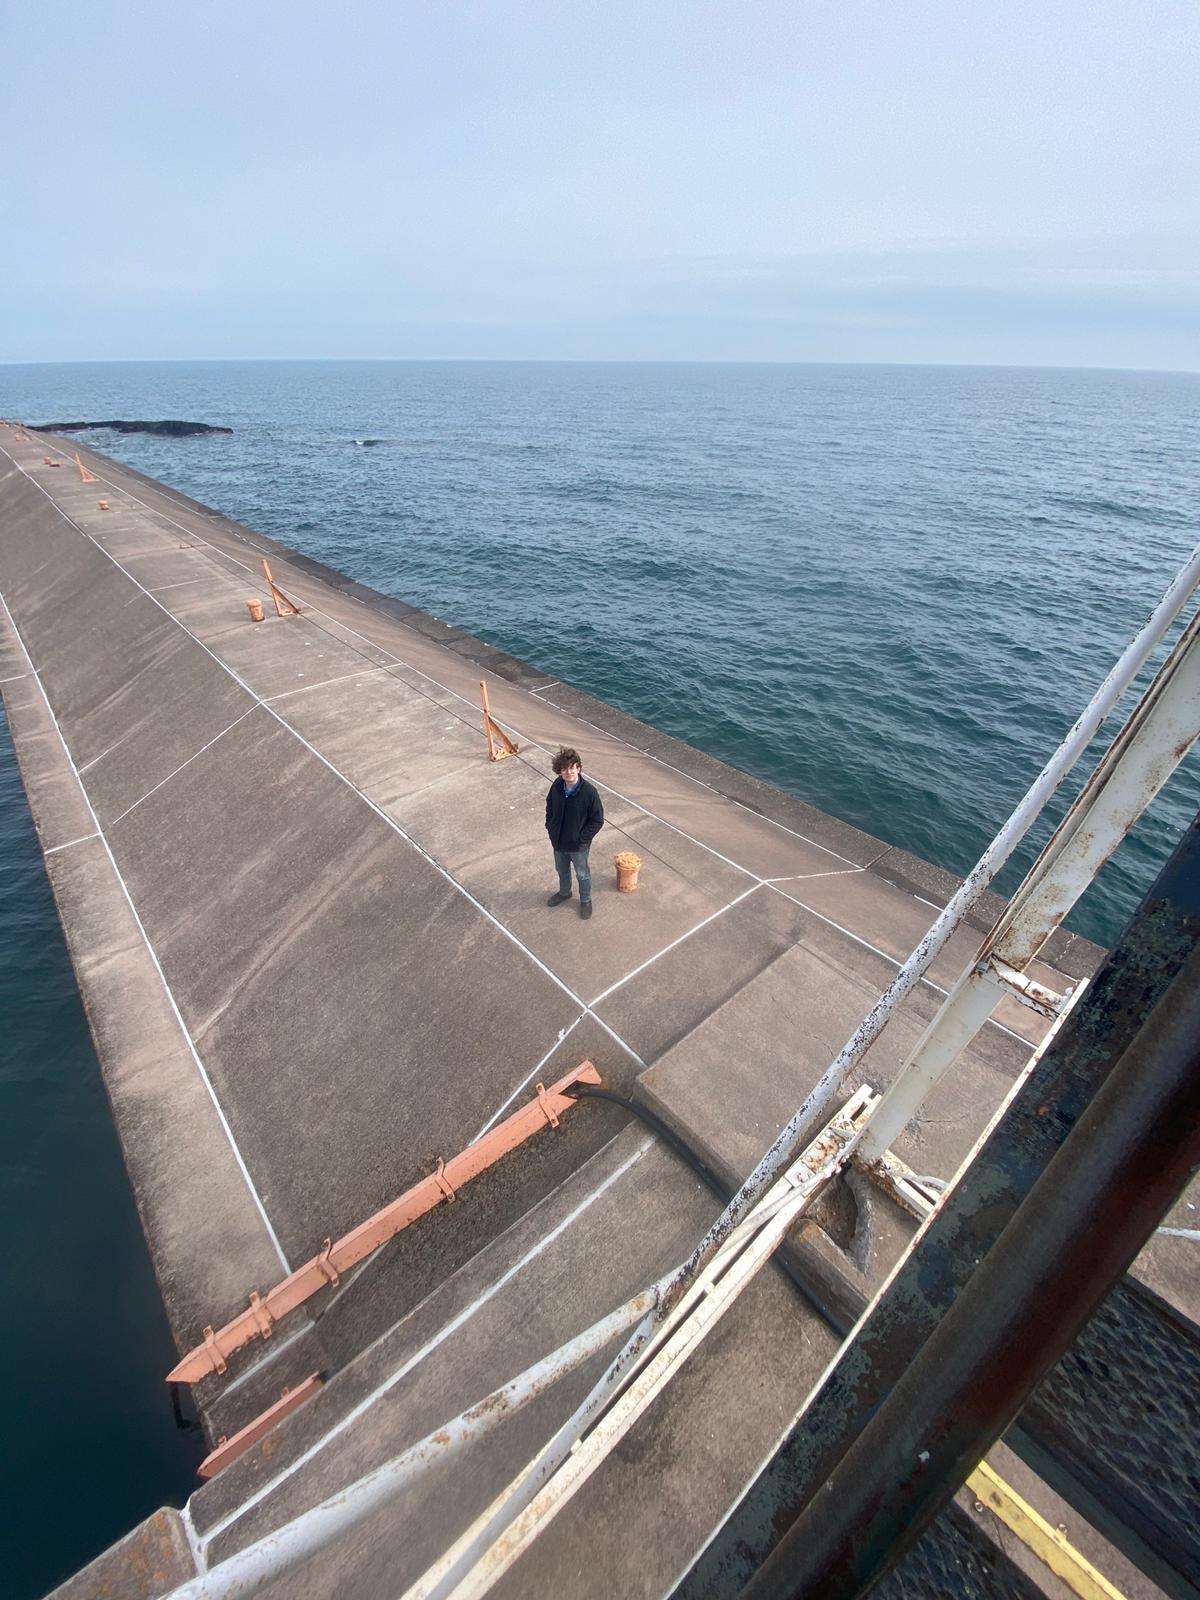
98, 500, 110, 510
247, 598, 265, 622
615, 851, 642, 892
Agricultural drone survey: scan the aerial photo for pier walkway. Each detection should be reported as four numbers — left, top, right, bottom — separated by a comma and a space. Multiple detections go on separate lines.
1, 426, 1192, 1600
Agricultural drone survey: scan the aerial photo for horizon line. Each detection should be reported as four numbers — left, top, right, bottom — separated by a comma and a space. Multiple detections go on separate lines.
4, 355, 1198, 378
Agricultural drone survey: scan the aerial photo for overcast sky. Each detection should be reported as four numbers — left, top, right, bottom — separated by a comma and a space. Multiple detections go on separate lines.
3, 1, 1197, 368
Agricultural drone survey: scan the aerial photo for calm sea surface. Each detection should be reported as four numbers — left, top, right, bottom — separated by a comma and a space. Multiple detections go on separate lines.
2, 360, 1198, 1594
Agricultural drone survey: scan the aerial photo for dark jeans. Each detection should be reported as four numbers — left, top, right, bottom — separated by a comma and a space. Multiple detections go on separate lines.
553, 847, 592, 903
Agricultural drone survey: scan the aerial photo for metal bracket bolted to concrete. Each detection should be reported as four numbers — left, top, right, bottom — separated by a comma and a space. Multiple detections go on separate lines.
480, 679, 520, 761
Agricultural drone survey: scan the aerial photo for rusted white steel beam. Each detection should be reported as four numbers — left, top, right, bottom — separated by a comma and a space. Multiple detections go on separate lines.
404, 1091, 878, 1600
857, 601, 1200, 1163
165, 1288, 661, 1600
986, 960, 1066, 1017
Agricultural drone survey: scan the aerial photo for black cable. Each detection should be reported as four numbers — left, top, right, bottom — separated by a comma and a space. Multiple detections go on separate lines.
564, 1083, 836, 1323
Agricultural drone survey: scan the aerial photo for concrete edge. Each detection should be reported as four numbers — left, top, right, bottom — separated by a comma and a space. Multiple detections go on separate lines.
46, 1506, 198, 1600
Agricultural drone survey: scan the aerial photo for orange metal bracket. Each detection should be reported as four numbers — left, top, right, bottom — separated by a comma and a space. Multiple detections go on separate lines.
74, 452, 98, 483
14, 429, 31, 441
481, 680, 520, 761
261, 558, 302, 617
197, 1373, 324, 1479
167, 1059, 602, 1384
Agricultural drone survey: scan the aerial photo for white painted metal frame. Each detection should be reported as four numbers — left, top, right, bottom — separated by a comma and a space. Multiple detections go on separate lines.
164, 1288, 662, 1600
858, 596, 1200, 1161
403, 1089, 878, 1600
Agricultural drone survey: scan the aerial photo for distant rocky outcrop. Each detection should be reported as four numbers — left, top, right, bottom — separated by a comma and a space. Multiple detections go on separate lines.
33, 419, 233, 437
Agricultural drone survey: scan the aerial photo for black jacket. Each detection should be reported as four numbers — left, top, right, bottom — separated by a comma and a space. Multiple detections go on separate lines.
545, 775, 604, 853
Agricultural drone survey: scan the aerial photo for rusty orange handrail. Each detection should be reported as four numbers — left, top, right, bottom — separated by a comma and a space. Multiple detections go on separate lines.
197, 1373, 325, 1479
167, 1060, 601, 1383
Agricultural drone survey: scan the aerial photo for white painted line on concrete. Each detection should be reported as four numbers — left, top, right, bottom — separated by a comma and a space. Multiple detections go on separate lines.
109, 706, 260, 826
588, 884, 762, 1010
2, 447, 650, 1080
200, 1135, 655, 1556
764, 866, 866, 884
264, 665, 391, 702
146, 577, 216, 594
0, 579, 292, 1276
472, 1013, 587, 1142
1156, 1227, 1200, 1241
526, 680, 559, 693
0, 671, 30, 685
78, 731, 139, 775
43, 831, 100, 855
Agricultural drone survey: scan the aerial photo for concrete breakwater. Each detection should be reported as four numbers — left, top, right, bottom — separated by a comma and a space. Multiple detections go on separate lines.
3, 424, 1187, 1598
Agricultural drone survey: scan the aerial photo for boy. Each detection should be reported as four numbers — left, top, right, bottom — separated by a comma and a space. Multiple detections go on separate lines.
545, 747, 604, 920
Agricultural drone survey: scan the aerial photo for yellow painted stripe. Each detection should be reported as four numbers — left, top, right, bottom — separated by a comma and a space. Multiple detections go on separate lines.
967, 1462, 1126, 1600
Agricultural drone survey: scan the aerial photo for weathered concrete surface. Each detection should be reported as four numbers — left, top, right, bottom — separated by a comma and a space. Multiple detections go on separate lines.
2, 426, 1183, 1600
47, 1507, 196, 1600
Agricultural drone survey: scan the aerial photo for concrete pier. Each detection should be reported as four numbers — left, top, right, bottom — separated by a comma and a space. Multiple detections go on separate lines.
1, 424, 1191, 1599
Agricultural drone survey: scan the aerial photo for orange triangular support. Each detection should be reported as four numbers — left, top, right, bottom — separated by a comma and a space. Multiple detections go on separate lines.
261, 558, 302, 617
480, 680, 520, 761
75, 452, 98, 483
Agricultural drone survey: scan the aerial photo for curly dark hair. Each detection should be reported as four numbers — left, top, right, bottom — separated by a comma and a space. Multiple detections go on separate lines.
552, 746, 583, 774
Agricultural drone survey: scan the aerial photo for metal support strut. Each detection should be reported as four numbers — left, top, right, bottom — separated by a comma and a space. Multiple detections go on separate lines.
739, 820, 1200, 1600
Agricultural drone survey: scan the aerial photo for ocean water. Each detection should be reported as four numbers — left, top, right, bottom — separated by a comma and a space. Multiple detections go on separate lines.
1, 360, 1198, 1594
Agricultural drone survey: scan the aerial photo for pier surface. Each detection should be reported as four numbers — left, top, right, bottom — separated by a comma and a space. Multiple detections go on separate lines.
2, 426, 1192, 1599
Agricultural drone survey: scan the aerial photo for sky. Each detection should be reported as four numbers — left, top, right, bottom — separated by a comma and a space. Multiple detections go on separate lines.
2, 0, 1197, 368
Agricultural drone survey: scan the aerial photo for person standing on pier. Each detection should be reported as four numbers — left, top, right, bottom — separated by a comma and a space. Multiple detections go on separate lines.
545, 747, 604, 920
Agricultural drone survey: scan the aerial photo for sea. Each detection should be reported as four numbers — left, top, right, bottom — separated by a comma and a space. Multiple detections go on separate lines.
2, 359, 1197, 1596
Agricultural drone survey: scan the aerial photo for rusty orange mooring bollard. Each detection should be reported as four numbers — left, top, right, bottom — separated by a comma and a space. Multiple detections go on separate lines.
615, 851, 642, 892
247, 598, 265, 623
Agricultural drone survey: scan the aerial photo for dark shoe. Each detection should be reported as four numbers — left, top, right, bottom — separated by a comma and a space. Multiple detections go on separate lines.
547, 891, 572, 907
580, 900, 593, 920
